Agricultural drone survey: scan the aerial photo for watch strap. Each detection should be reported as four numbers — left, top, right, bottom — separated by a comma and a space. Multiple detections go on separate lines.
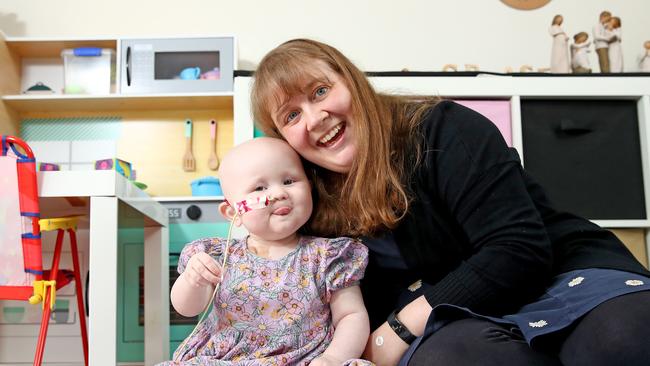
387, 310, 417, 345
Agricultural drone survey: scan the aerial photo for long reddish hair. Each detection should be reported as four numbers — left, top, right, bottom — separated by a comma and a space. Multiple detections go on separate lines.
251, 39, 438, 237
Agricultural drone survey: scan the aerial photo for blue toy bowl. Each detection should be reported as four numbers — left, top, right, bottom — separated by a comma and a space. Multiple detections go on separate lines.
190, 177, 223, 196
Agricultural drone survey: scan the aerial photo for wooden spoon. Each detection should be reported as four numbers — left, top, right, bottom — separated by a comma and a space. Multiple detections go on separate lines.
208, 119, 219, 170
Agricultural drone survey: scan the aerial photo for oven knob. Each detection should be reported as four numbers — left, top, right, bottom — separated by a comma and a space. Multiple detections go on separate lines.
186, 205, 202, 221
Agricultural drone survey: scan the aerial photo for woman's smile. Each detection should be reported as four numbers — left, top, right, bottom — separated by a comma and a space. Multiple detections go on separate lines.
317, 122, 346, 147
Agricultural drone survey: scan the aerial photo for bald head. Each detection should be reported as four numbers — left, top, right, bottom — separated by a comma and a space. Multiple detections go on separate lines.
218, 137, 305, 200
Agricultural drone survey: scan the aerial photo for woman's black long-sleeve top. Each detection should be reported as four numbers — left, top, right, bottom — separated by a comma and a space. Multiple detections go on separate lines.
361, 101, 650, 329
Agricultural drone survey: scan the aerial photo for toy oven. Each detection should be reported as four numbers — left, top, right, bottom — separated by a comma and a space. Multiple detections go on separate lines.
118, 199, 243, 362
119, 37, 235, 94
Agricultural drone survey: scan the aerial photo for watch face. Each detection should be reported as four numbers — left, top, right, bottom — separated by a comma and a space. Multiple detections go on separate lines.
500, 0, 551, 10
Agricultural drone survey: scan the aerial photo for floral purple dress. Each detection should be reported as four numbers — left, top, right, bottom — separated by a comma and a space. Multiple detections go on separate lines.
159, 235, 370, 365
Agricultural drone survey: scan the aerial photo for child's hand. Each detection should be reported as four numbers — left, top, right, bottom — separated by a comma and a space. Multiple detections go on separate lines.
310, 354, 343, 366
182, 252, 222, 287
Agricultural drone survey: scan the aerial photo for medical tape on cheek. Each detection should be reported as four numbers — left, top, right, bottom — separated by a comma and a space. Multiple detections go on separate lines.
233, 195, 275, 215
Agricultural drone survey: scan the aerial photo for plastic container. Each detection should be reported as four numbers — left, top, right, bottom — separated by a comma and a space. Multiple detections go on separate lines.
61, 47, 115, 94
190, 177, 222, 196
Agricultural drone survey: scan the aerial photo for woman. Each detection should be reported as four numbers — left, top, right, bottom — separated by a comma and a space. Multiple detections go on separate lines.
250, 39, 650, 365
549, 15, 571, 73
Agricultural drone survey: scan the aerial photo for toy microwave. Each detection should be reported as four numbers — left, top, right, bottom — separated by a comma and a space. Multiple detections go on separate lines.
119, 37, 235, 94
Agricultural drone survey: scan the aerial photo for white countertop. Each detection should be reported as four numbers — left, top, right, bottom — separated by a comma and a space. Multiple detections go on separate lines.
37, 170, 168, 227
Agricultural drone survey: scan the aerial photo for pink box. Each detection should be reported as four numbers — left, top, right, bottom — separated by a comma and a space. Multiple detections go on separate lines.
454, 100, 512, 146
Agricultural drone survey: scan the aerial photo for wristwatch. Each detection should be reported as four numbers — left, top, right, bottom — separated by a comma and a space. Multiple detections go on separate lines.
387, 310, 417, 345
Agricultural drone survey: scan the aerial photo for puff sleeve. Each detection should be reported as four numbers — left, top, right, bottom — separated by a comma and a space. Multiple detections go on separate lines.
324, 237, 369, 299
177, 237, 224, 274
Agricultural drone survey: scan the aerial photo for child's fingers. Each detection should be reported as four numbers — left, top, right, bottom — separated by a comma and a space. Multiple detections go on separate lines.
196, 253, 222, 278
187, 253, 221, 285
188, 266, 219, 286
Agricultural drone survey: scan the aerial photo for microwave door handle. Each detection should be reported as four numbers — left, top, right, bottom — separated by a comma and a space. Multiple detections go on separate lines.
126, 46, 132, 86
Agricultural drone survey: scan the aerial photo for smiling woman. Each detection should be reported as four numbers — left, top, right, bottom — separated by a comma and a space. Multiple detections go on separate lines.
251, 38, 650, 366
252, 39, 435, 238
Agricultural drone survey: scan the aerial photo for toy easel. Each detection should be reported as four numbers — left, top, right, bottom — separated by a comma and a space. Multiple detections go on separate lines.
0, 135, 88, 366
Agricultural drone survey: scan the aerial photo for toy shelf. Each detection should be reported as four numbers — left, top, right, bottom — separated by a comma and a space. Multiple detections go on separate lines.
2, 92, 234, 112
6, 38, 117, 57
0, 34, 236, 135
0, 34, 243, 199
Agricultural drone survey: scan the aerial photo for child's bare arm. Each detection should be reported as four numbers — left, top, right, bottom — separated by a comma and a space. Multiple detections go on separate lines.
312, 285, 369, 365
170, 252, 222, 317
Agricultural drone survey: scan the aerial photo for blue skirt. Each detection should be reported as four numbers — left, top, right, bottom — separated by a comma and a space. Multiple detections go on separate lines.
399, 269, 650, 365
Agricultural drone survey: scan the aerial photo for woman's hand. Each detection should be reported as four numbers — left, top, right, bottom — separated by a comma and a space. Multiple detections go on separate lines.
182, 252, 222, 287
310, 354, 343, 366
362, 322, 409, 366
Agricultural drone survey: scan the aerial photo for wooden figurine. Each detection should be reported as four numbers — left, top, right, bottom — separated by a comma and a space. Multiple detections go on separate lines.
607, 16, 623, 72
549, 15, 571, 73
571, 32, 592, 73
519, 65, 534, 73
593, 11, 613, 73
442, 64, 458, 72
640, 41, 650, 72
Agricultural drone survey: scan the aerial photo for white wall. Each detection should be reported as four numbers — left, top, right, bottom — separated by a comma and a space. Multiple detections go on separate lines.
1, 0, 649, 73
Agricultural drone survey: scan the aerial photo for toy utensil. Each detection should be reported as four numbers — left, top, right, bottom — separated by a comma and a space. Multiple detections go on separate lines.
182, 119, 196, 172
208, 119, 219, 170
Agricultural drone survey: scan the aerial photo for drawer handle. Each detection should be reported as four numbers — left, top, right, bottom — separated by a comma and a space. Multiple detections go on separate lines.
126, 46, 132, 86
558, 118, 593, 135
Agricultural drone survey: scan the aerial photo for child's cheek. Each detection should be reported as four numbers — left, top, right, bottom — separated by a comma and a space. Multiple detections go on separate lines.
242, 210, 268, 231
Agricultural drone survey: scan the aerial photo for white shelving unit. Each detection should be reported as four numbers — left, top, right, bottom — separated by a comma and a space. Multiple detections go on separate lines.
235, 75, 650, 224
233, 74, 650, 266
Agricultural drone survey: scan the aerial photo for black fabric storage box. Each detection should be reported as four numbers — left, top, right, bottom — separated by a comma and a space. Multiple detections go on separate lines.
521, 99, 646, 220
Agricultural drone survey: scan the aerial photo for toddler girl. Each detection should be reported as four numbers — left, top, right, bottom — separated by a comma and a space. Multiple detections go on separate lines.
159, 137, 371, 366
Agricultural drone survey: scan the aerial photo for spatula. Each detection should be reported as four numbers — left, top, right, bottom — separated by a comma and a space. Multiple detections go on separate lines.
182, 119, 196, 172
208, 119, 219, 170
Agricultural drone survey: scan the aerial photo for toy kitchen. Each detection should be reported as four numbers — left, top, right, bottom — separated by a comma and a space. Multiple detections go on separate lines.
0, 34, 248, 364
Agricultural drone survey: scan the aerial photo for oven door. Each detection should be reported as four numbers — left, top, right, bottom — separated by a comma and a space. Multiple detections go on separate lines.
117, 219, 232, 362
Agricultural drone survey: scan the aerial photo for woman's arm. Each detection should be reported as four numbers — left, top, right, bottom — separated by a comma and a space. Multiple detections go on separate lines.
312, 285, 370, 365
366, 101, 554, 363
363, 296, 430, 366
